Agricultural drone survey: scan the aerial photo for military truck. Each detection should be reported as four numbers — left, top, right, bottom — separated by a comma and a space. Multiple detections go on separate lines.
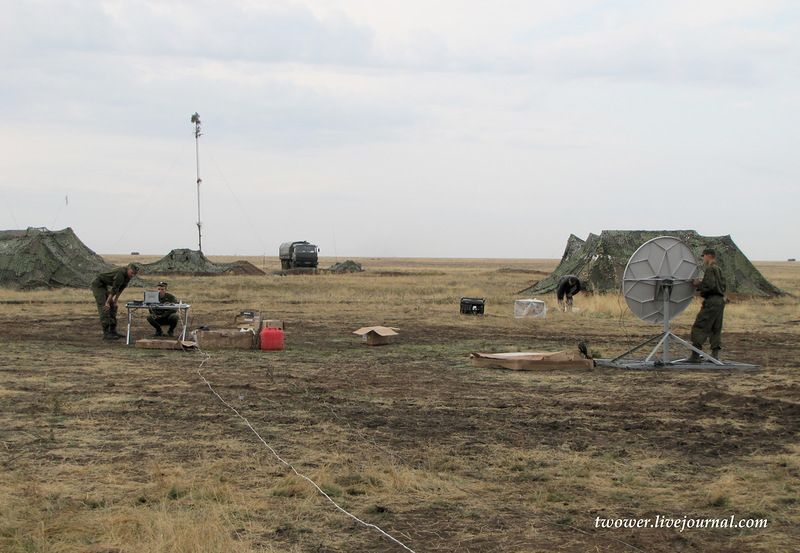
279, 241, 319, 270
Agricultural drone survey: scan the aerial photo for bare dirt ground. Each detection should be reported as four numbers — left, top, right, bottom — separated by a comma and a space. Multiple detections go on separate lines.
1, 257, 798, 552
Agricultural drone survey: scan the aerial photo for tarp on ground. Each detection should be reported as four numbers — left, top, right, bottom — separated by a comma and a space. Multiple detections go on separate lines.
521, 230, 782, 297
329, 260, 363, 273
142, 249, 265, 276
469, 351, 594, 370
0, 227, 115, 289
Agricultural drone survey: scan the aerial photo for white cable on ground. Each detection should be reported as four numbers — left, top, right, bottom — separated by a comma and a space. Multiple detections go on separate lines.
194, 352, 417, 553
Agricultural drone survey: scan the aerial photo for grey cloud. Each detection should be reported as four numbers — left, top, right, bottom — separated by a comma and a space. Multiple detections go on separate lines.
0, 1, 415, 146
4, 0, 796, 87
0, 55, 420, 150
2, 1, 377, 66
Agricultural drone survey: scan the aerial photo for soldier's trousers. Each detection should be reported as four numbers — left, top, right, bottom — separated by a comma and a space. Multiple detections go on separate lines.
91, 285, 117, 330
690, 295, 725, 350
147, 313, 179, 333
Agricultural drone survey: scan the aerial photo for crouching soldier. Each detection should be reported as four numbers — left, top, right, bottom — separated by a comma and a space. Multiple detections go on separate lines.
147, 281, 180, 337
91, 263, 139, 340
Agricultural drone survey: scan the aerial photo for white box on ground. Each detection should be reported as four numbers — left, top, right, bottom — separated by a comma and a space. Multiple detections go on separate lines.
514, 298, 546, 318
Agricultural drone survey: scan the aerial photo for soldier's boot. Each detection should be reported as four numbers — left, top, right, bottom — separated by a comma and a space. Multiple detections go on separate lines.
109, 324, 125, 338
687, 347, 702, 364
167, 324, 176, 337
103, 325, 120, 340
711, 348, 721, 361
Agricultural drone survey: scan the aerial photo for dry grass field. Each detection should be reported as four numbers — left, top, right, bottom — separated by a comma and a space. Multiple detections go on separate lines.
1, 256, 798, 552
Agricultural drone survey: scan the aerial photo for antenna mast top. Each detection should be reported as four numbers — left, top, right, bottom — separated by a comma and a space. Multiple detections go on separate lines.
191, 112, 203, 252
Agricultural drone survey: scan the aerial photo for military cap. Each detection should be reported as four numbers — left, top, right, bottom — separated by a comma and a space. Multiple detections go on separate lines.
128, 262, 141, 273
157, 281, 168, 287
702, 248, 716, 256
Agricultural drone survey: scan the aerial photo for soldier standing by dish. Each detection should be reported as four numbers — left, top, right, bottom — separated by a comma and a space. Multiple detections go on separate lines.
688, 248, 726, 362
91, 263, 139, 340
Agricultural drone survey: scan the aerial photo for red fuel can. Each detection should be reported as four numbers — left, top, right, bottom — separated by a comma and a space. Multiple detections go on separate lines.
259, 327, 285, 351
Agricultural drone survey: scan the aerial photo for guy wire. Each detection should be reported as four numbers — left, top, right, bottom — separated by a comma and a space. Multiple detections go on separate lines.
194, 349, 418, 553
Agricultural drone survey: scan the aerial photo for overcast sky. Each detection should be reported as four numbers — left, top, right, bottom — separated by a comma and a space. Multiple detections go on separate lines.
1, 0, 798, 259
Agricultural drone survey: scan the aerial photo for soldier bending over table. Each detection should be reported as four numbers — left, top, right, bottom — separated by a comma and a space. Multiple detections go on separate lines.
91, 263, 139, 340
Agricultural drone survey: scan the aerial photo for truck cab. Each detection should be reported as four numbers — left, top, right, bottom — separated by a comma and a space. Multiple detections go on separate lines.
279, 241, 319, 270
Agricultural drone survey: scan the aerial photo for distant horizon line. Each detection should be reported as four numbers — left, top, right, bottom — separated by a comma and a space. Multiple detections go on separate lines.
98, 252, 795, 263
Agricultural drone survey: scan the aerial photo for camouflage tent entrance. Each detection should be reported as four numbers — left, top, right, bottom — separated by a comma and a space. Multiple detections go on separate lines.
142, 249, 264, 276
0, 227, 114, 289
521, 230, 782, 297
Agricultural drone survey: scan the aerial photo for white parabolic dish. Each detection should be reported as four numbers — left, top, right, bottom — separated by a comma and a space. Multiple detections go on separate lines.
623, 236, 699, 324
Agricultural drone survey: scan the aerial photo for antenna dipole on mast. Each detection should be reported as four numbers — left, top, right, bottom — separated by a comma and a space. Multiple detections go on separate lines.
191, 112, 203, 252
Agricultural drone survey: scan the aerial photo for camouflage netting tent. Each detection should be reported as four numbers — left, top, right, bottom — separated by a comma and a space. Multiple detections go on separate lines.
521, 230, 783, 297
142, 249, 265, 276
0, 227, 115, 289
328, 260, 363, 273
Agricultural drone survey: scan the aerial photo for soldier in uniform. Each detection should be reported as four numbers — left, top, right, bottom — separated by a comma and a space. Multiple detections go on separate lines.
146, 281, 180, 337
688, 248, 726, 362
556, 274, 582, 312
91, 263, 139, 340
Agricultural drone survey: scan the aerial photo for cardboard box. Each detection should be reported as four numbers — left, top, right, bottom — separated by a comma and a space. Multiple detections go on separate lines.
193, 329, 256, 350
469, 351, 593, 370
353, 326, 399, 346
261, 319, 284, 331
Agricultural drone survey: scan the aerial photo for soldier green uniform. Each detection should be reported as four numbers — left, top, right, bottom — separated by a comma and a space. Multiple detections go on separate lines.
689, 251, 726, 361
556, 274, 582, 311
91, 264, 137, 339
147, 289, 180, 336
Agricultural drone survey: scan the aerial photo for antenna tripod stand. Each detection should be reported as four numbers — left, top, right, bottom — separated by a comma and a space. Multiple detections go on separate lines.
609, 279, 724, 367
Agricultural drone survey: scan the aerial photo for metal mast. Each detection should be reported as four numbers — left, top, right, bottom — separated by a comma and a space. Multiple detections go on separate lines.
191, 112, 203, 252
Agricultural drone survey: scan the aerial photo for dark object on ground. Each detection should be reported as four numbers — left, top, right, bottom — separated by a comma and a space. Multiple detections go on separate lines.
329, 260, 363, 273
520, 230, 783, 297
460, 297, 485, 315
228, 260, 266, 275
279, 241, 319, 270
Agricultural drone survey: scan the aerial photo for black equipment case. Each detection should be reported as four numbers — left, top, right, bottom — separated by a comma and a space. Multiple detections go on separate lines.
460, 297, 486, 315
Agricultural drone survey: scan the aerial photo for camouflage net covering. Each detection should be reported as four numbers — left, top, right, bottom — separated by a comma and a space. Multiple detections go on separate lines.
521, 230, 783, 297
142, 249, 265, 276
328, 260, 363, 273
0, 227, 115, 289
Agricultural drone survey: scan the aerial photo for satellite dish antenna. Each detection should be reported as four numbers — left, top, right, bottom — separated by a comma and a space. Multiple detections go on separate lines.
599, 236, 749, 369
623, 236, 698, 325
